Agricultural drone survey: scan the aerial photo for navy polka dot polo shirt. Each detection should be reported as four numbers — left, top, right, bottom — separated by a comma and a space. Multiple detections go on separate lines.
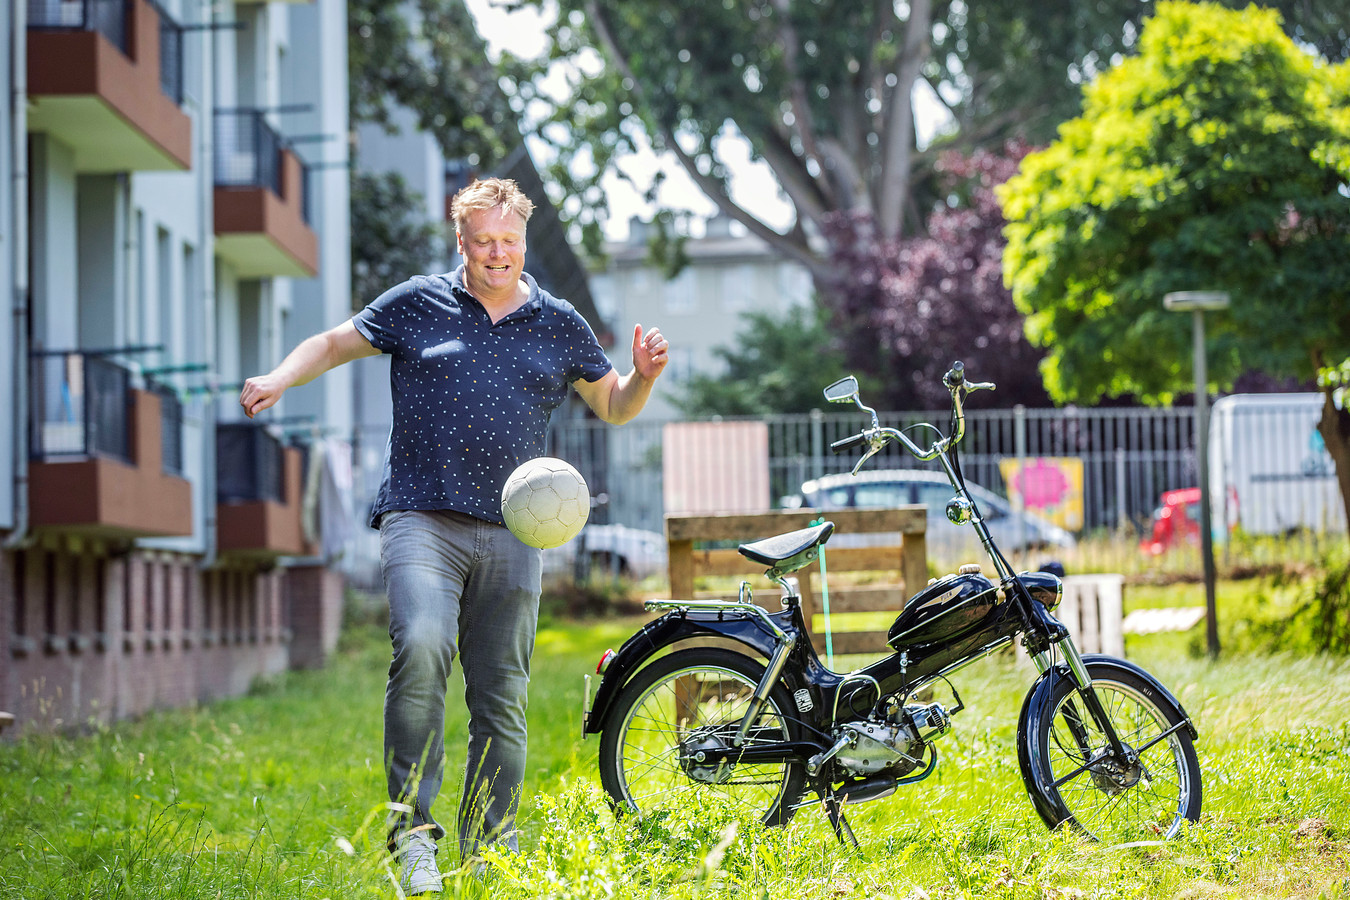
353, 267, 613, 528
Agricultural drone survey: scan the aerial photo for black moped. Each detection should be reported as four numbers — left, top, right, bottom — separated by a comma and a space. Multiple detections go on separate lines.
582, 363, 1201, 844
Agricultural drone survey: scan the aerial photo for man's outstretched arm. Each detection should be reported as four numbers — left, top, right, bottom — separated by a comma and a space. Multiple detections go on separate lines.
239, 320, 379, 419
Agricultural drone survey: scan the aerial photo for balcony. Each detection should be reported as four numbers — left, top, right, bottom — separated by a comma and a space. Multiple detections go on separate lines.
28, 350, 193, 538
216, 423, 313, 558
27, 0, 192, 172
214, 110, 318, 278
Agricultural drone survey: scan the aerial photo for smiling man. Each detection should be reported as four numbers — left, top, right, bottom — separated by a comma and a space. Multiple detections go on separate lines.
238, 178, 667, 895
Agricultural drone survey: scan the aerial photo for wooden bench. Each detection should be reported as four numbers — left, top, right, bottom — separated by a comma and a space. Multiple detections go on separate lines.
665, 508, 928, 656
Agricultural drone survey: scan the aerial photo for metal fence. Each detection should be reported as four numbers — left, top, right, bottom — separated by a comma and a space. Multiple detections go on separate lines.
214, 110, 283, 196
29, 351, 132, 462
538, 400, 1344, 574
150, 0, 184, 105
147, 379, 183, 475
28, 0, 128, 52
216, 423, 285, 504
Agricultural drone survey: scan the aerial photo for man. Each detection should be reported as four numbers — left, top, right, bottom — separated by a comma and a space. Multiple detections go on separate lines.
239, 178, 667, 894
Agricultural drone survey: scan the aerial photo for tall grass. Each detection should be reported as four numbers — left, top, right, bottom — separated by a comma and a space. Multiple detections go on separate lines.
2, 609, 1349, 898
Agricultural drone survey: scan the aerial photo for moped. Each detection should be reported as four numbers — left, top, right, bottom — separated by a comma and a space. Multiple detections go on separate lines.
582, 363, 1201, 843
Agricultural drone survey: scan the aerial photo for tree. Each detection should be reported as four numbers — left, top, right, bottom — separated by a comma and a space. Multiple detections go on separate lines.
999, 1, 1350, 528
823, 143, 1051, 410
348, 0, 514, 166
346, 0, 518, 309
350, 172, 445, 310
506, 1, 1343, 270
668, 303, 853, 417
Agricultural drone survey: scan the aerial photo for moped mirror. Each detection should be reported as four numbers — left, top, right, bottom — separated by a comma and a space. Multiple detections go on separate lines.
823, 376, 860, 404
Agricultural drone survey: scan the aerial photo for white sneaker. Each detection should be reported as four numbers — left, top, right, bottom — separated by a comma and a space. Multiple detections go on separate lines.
395, 831, 442, 895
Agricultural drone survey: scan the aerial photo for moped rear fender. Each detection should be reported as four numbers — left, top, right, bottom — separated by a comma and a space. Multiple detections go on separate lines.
583, 610, 786, 736
1015, 654, 1198, 825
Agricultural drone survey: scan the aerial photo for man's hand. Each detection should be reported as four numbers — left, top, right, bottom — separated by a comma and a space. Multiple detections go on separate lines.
631, 324, 669, 381
238, 321, 378, 419
239, 374, 286, 419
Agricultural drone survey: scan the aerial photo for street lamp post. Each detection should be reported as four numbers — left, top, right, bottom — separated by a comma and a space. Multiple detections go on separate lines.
1164, 290, 1230, 660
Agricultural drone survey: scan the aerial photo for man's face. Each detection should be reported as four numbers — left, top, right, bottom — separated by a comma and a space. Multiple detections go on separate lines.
457, 206, 527, 304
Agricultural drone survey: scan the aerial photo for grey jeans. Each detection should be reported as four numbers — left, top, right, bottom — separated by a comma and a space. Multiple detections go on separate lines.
379, 509, 542, 860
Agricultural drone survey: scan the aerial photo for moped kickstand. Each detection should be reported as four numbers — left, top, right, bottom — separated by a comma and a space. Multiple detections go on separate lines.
815, 782, 859, 849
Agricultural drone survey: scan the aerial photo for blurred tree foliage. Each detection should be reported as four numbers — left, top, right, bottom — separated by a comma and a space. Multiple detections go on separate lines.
1000, 1, 1350, 523
502, 0, 1343, 406
668, 303, 854, 416
348, 0, 513, 165
349, 172, 444, 309
346, 0, 517, 305
824, 142, 1052, 410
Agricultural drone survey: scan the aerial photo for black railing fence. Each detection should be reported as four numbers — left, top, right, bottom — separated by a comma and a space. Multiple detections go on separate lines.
147, 378, 184, 475
30, 351, 132, 462
217, 423, 285, 504
151, 0, 184, 104
214, 110, 283, 195
29, 0, 184, 106
28, 0, 129, 52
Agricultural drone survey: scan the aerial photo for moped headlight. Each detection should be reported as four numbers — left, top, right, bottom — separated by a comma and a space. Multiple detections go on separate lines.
945, 496, 973, 525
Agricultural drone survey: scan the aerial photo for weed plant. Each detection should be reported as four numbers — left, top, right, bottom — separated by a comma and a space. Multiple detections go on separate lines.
2, 611, 1348, 898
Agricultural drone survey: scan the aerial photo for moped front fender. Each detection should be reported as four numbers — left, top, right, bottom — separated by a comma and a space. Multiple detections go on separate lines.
583, 610, 785, 737
1015, 653, 1198, 825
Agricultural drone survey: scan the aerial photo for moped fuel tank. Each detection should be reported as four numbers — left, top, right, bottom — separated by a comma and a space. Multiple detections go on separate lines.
887, 571, 1000, 652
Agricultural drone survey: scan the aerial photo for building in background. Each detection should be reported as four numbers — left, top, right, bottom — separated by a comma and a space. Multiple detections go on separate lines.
1, 0, 354, 735
587, 213, 815, 421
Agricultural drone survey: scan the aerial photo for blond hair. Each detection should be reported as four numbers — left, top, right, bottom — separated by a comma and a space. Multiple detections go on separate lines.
450, 178, 535, 233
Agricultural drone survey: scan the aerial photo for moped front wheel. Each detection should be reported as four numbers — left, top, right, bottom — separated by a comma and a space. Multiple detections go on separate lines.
598, 647, 807, 826
1023, 663, 1202, 841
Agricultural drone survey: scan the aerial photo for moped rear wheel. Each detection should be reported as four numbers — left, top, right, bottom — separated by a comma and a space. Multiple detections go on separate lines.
1027, 665, 1201, 841
598, 648, 806, 826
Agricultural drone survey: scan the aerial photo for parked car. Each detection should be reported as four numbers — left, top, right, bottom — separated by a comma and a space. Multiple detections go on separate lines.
780, 468, 1076, 558
542, 523, 668, 581
1140, 487, 1201, 556
1139, 486, 1238, 555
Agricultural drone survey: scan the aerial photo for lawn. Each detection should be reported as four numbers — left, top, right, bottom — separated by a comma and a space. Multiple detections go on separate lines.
2, 589, 1349, 899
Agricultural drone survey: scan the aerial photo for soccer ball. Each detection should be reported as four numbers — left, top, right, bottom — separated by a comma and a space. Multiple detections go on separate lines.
501, 457, 590, 549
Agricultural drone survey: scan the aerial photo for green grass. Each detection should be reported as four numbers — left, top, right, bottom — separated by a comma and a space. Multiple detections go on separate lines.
2, 601, 1349, 899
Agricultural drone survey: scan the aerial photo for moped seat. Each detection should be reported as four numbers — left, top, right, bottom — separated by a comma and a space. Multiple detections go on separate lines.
738, 521, 835, 570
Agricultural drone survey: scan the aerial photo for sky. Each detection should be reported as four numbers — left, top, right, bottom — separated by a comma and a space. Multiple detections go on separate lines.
462, 0, 949, 242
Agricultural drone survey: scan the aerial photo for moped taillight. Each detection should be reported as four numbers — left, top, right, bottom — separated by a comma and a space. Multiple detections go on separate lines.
596, 649, 617, 674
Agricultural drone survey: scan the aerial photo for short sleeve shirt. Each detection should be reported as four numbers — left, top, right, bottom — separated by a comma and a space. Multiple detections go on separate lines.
353, 267, 613, 528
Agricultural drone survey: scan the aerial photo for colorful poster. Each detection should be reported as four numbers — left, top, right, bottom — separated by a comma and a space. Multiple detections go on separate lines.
998, 457, 1084, 531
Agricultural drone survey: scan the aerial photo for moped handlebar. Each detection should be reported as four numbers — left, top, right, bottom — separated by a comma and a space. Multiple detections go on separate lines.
824, 361, 995, 470
830, 433, 869, 454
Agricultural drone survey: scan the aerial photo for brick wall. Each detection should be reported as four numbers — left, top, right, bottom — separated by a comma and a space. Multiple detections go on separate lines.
0, 537, 324, 736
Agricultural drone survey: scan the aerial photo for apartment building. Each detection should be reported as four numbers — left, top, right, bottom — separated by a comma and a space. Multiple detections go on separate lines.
1, 0, 352, 734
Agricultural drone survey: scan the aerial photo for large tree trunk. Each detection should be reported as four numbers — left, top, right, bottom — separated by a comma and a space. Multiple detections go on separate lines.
1318, 384, 1350, 537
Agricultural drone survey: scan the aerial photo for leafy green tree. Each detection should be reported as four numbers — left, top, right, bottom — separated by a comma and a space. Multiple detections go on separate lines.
505, 1, 1343, 264
1000, 1, 1350, 527
668, 303, 853, 416
346, 0, 517, 308
348, 0, 513, 166
349, 172, 444, 310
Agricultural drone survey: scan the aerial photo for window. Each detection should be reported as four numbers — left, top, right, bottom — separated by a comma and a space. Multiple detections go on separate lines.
664, 270, 696, 314
854, 483, 913, 508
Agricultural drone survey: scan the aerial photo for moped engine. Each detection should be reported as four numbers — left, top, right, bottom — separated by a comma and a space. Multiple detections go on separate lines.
833, 703, 952, 777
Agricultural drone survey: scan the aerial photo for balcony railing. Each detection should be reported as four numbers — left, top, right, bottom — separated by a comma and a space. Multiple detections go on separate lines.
217, 423, 285, 504
28, 0, 129, 53
29, 0, 184, 104
214, 110, 283, 196
29, 351, 132, 462
147, 379, 183, 476
150, 0, 184, 104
